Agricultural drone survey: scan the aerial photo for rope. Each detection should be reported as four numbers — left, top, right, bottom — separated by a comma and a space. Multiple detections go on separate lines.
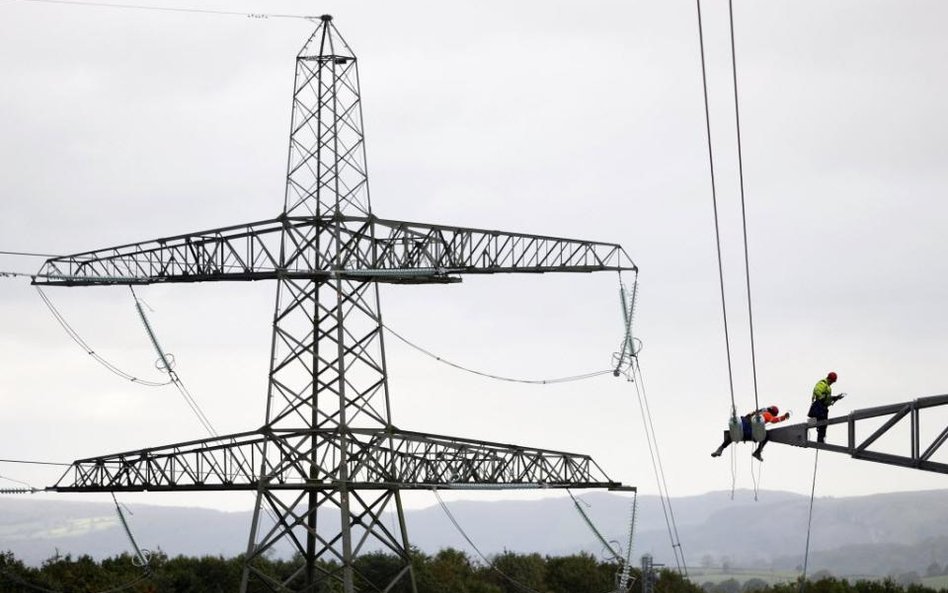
749, 456, 761, 502
566, 489, 622, 563
694, 0, 738, 419
432, 489, 543, 593
799, 449, 820, 593
8, 0, 311, 19
727, 0, 761, 412
35, 287, 172, 387
382, 322, 613, 385
629, 358, 687, 576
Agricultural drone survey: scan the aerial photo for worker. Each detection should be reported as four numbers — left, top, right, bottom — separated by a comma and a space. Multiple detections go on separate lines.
711, 406, 791, 461
808, 371, 845, 443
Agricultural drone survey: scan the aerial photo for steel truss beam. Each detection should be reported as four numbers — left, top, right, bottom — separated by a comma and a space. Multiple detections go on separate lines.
33, 215, 634, 286
50, 428, 619, 492
767, 394, 948, 474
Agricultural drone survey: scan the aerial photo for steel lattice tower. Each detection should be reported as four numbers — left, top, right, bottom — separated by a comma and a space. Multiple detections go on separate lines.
36, 16, 637, 593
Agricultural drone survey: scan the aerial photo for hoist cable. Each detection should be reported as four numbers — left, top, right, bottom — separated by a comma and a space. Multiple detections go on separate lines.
694, 0, 738, 417
567, 489, 623, 563
727, 0, 761, 412
432, 489, 543, 593
382, 322, 613, 385
629, 358, 687, 575
8, 0, 311, 20
35, 287, 171, 387
799, 450, 820, 593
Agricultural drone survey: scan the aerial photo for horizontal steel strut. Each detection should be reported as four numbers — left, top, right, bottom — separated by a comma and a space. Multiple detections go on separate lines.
767, 393, 948, 474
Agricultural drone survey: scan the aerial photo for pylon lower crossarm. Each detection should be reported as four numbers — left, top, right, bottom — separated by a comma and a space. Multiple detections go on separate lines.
49, 428, 623, 492
767, 393, 948, 474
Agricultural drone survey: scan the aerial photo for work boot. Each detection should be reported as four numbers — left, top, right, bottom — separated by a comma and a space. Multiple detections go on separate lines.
752, 450, 763, 462
711, 449, 722, 458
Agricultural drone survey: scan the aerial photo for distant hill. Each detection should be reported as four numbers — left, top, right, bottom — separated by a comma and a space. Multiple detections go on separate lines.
2, 489, 947, 579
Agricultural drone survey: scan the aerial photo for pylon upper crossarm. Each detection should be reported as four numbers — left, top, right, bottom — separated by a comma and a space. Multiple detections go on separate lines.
33, 217, 287, 286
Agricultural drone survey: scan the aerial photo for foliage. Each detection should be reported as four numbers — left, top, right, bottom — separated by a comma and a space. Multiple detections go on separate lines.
0, 549, 946, 593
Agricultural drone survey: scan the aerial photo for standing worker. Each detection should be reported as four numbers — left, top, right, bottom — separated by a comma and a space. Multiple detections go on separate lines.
808, 371, 845, 443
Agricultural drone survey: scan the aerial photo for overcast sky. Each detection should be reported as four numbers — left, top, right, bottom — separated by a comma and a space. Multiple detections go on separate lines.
1, 0, 947, 529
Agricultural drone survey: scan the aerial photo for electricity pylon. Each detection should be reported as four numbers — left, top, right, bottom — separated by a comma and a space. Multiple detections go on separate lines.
35, 16, 636, 593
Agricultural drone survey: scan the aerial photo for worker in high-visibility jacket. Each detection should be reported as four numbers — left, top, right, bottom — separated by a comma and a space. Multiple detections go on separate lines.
808, 371, 845, 443
711, 406, 790, 461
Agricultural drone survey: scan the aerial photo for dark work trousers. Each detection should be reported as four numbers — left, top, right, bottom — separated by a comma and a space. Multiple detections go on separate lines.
808, 400, 829, 443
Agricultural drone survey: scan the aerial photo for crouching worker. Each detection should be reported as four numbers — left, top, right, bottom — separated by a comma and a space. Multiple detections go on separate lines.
711, 406, 791, 461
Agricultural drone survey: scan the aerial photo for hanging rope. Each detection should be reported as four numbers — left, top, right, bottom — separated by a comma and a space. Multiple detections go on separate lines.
727, 0, 761, 413
432, 489, 543, 593
629, 357, 687, 576
749, 456, 761, 502
35, 287, 171, 387
799, 450, 820, 593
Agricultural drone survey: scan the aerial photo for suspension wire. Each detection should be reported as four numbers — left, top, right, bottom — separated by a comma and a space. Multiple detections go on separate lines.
628, 358, 687, 576
382, 322, 613, 385
130, 287, 217, 436
111, 493, 152, 571
729, 444, 737, 500
799, 450, 820, 593
566, 489, 622, 563
34, 287, 172, 387
695, 0, 738, 418
432, 489, 543, 593
727, 0, 761, 412
8, 0, 312, 20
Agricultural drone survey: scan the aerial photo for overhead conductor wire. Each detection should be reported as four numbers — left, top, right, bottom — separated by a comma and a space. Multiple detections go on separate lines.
629, 357, 687, 576
35, 287, 171, 386
433, 489, 543, 593
8, 0, 311, 20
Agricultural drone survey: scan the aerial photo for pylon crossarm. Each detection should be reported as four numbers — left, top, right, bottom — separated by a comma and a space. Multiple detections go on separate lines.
365, 216, 636, 275
32, 214, 635, 286
767, 393, 948, 474
49, 428, 622, 492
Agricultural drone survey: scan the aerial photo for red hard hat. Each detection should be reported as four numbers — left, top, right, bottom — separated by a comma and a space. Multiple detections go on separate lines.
768, 406, 779, 416
827, 371, 838, 382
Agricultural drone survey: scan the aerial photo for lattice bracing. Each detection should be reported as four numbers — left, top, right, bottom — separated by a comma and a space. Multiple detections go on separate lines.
36, 14, 635, 593
768, 394, 948, 474
52, 428, 618, 492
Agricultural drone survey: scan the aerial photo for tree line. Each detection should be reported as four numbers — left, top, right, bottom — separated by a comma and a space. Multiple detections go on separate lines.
0, 549, 945, 593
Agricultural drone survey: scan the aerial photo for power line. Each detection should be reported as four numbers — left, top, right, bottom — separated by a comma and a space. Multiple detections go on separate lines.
727, 0, 761, 413
382, 322, 614, 385
7, 0, 312, 20
694, 0, 738, 418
